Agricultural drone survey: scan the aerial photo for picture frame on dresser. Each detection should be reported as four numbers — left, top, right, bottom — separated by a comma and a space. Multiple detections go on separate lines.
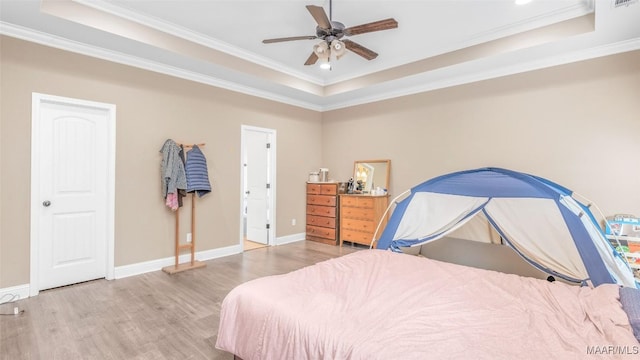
353, 159, 390, 194
340, 159, 391, 248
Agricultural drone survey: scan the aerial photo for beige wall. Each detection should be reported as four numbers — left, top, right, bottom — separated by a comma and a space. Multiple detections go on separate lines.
2, 35, 639, 289
323, 50, 640, 219
0, 36, 322, 288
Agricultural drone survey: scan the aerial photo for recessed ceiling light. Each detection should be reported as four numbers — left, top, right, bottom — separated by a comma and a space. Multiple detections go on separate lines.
320, 62, 332, 70
515, 0, 533, 5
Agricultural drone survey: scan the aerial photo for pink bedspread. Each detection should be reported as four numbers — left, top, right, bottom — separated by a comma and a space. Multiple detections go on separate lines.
216, 250, 639, 359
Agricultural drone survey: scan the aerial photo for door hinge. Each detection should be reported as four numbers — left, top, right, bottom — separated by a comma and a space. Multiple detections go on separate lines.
266, 143, 271, 149
266, 223, 271, 229
266, 183, 271, 189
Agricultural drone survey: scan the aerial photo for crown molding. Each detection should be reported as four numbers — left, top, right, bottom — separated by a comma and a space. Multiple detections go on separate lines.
322, 37, 640, 111
74, 0, 326, 86
0, 22, 323, 112
466, 1, 594, 45
320, 1, 595, 86
2, 20, 637, 112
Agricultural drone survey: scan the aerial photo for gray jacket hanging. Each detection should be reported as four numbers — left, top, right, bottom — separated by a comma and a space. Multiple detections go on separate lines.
160, 139, 187, 198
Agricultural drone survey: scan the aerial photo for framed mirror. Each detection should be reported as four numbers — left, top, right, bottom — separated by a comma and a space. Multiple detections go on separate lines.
353, 159, 390, 194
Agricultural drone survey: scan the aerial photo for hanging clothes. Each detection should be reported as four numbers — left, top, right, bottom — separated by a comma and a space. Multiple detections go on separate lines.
177, 144, 187, 208
160, 139, 187, 208
185, 145, 212, 197
165, 192, 179, 211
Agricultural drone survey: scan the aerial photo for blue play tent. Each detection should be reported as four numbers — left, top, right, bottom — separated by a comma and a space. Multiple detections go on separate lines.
376, 167, 637, 288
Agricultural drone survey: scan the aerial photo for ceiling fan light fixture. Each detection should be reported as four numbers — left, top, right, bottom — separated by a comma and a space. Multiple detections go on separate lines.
313, 41, 330, 59
330, 40, 346, 59
262, 1, 398, 67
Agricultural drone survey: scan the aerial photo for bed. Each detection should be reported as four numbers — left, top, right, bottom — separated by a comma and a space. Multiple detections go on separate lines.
216, 249, 640, 359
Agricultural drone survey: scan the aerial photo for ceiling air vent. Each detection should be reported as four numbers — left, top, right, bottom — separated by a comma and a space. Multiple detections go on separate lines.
613, 0, 638, 7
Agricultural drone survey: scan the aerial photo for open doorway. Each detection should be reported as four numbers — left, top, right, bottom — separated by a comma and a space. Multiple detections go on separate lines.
240, 125, 276, 251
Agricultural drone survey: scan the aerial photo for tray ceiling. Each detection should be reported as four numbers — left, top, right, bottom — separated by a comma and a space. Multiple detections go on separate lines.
1, 0, 639, 110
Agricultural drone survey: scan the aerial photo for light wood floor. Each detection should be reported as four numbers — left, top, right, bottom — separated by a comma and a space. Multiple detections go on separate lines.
243, 239, 267, 251
0, 241, 358, 360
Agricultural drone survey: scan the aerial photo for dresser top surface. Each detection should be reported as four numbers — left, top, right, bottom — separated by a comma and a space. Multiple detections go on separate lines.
339, 194, 389, 198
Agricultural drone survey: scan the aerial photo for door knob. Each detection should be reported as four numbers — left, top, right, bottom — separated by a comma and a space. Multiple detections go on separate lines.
42, 200, 51, 207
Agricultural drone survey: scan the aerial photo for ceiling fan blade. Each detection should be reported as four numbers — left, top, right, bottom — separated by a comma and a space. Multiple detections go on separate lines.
343, 39, 378, 60
263, 36, 317, 44
304, 52, 319, 66
306, 5, 331, 30
344, 18, 398, 36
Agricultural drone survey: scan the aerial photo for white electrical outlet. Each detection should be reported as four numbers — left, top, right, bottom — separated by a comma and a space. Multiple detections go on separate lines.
291, 218, 296, 226
13, 307, 19, 315
186, 233, 192, 243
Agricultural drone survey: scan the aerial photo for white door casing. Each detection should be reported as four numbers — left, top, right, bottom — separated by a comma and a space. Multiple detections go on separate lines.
30, 93, 115, 296
241, 125, 276, 247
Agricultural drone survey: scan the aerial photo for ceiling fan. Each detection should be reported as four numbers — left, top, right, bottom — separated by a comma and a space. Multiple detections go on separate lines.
262, 0, 398, 67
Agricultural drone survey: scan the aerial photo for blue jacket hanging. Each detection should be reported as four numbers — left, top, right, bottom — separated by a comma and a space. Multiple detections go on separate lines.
185, 145, 212, 197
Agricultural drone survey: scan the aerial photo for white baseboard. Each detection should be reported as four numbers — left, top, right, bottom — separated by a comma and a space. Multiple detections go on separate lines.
3, 236, 306, 299
114, 234, 305, 279
114, 244, 242, 279
0, 284, 30, 304
275, 232, 305, 246
197, 244, 243, 261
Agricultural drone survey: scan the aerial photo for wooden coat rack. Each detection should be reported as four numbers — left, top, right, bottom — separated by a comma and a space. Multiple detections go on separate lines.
162, 142, 207, 274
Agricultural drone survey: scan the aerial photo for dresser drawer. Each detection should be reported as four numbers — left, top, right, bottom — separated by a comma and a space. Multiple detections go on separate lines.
341, 196, 374, 208
340, 207, 375, 220
341, 218, 376, 233
307, 183, 337, 195
307, 215, 336, 228
320, 184, 337, 195
307, 194, 337, 207
341, 229, 373, 245
306, 225, 336, 240
307, 183, 321, 194
307, 204, 336, 217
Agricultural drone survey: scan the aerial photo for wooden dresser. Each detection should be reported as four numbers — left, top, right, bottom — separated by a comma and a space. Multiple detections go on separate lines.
306, 182, 339, 245
339, 194, 389, 248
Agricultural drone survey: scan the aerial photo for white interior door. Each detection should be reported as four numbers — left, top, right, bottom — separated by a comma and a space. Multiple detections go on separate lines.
31, 93, 115, 294
241, 126, 276, 247
245, 130, 270, 244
